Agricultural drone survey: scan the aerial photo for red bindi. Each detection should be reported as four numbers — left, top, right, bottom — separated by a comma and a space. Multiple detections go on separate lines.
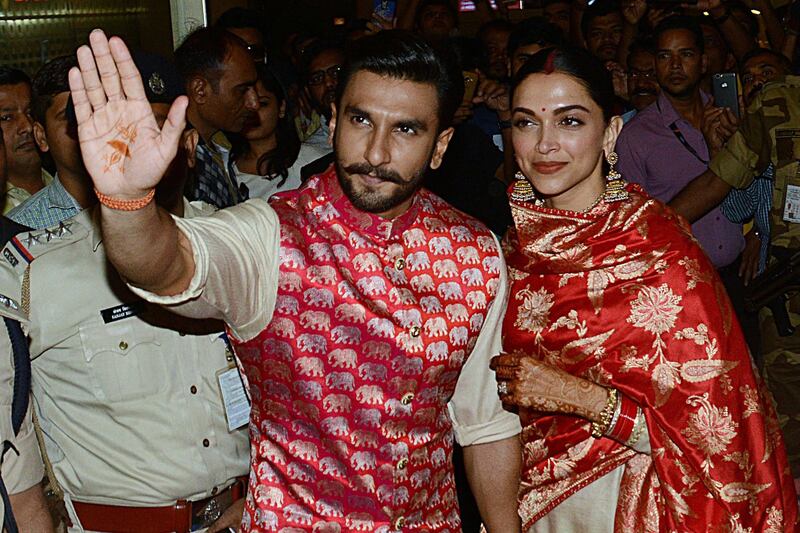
541, 108, 546, 112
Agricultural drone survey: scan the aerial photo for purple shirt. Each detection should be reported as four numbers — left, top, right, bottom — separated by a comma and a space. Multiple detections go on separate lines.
616, 91, 744, 268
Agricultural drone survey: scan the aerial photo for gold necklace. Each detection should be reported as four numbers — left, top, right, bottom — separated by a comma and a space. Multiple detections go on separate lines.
581, 188, 606, 213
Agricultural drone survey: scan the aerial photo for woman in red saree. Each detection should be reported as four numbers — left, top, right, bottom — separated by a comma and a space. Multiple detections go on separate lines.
490, 47, 798, 532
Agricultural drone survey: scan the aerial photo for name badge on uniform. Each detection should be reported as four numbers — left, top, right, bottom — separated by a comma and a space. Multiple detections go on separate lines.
783, 184, 800, 224
100, 301, 146, 323
217, 366, 250, 432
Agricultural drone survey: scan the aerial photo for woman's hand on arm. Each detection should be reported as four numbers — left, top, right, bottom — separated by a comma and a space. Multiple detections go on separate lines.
490, 353, 610, 422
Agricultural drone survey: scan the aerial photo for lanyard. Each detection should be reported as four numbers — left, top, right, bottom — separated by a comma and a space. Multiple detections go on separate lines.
668, 121, 709, 165
656, 98, 709, 165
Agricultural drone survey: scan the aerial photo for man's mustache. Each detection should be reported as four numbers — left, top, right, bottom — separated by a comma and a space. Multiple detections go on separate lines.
343, 162, 403, 184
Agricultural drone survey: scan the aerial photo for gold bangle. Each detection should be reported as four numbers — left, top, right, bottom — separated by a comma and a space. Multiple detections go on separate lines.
591, 388, 619, 438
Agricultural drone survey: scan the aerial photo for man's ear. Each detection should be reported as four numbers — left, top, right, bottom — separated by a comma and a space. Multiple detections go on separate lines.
328, 103, 337, 147
182, 128, 200, 169
701, 53, 709, 76
33, 122, 49, 153
188, 77, 209, 104
429, 127, 455, 170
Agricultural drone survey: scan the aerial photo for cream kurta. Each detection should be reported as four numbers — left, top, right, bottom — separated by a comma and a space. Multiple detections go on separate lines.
23, 202, 249, 507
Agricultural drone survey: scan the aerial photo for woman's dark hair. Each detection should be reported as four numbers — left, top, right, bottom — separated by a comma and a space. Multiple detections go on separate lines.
511, 46, 616, 123
336, 30, 463, 132
234, 64, 301, 187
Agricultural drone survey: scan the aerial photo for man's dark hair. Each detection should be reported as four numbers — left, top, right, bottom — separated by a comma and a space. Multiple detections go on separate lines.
739, 47, 792, 73
508, 16, 565, 57
336, 30, 463, 132
300, 38, 346, 80
32, 55, 77, 124
216, 7, 264, 32
581, 0, 621, 41
477, 19, 515, 44
414, 0, 459, 29
174, 26, 249, 91
627, 36, 655, 64
654, 15, 705, 53
0, 67, 31, 89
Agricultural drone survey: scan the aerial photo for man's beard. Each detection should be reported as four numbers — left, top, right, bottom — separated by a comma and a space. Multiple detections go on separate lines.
335, 153, 433, 215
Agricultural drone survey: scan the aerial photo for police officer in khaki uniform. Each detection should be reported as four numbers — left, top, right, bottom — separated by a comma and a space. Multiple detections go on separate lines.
0, 54, 250, 533
669, 74, 800, 491
0, 116, 54, 533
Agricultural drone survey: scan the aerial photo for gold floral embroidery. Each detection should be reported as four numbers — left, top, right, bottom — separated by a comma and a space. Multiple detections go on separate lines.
628, 283, 683, 335
682, 393, 738, 467
764, 506, 785, 533
740, 385, 761, 418
679, 256, 713, 289
514, 286, 554, 333
724, 451, 754, 481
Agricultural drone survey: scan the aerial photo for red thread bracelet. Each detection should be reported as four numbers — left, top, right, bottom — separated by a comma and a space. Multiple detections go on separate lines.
95, 188, 155, 211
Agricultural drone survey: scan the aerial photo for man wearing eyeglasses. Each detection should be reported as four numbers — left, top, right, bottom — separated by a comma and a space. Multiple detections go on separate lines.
300, 40, 345, 155
626, 40, 659, 114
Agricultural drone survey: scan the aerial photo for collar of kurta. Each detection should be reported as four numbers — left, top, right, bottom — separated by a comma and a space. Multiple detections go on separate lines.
293, 163, 423, 243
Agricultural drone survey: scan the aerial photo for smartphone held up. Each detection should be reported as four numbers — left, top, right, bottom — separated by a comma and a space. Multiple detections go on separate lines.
712, 72, 740, 118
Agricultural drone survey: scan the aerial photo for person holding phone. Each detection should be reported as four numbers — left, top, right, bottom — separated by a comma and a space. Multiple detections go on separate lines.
614, 15, 760, 355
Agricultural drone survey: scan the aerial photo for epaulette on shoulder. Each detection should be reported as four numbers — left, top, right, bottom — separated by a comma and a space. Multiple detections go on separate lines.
0, 220, 87, 273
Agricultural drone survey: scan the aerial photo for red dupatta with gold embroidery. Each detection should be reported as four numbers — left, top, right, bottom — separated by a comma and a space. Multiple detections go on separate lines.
502, 184, 797, 532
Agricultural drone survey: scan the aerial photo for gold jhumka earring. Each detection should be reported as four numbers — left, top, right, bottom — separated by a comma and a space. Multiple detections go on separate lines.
510, 172, 537, 202
604, 151, 628, 203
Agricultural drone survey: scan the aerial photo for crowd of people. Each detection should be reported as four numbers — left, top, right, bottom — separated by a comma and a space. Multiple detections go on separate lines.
0, 0, 798, 531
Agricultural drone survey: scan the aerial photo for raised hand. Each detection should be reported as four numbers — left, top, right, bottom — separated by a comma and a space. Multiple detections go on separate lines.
69, 29, 188, 200
621, 0, 648, 26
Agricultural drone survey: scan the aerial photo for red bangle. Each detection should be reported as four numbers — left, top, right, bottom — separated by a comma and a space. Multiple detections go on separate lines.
95, 188, 155, 211
607, 394, 638, 443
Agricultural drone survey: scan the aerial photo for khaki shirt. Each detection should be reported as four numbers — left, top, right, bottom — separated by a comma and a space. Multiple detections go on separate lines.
22, 202, 249, 506
0, 262, 45, 514
131, 199, 522, 446
710, 75, 800, 249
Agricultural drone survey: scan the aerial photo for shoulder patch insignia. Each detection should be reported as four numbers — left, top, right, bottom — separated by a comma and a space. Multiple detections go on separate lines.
2, 236, 34, 273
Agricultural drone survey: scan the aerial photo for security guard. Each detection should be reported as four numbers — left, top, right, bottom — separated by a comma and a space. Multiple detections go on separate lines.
669, 74, 800, 489
0, 53, 250, 533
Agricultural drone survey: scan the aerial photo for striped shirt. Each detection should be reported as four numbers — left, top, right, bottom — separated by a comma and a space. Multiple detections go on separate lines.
7, 174, 81, 230
721, 164, 774, 273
